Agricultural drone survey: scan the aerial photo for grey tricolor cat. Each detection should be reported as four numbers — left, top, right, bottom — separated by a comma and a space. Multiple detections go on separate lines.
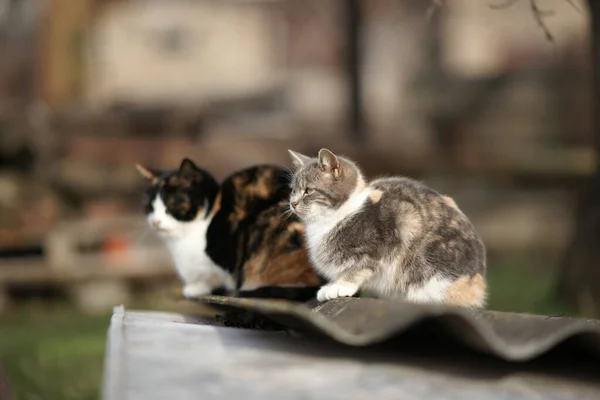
288, 148, 487, 308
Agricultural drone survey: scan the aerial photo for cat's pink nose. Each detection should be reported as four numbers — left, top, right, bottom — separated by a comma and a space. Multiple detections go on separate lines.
152, 219, 161, 228
291, 201, 298, 209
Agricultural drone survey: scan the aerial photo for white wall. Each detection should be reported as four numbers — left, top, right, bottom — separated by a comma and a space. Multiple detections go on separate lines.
85, 0, 284, 108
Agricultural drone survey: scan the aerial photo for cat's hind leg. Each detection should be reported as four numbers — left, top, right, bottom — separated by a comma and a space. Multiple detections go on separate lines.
443, 273, 487, 308
405, 273, 486, 308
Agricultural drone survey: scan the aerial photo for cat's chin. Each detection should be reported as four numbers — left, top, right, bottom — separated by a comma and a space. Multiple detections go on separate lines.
152, 227, 178, 238
291, 210, 309, 223
297, 215, 318, 225
293, 209, 324, 224
294, 207, 331, 225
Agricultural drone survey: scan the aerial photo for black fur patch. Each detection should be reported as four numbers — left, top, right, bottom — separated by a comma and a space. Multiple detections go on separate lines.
142, 159, 220, 221
205, 165, 292, 275
206, 165, 323, 298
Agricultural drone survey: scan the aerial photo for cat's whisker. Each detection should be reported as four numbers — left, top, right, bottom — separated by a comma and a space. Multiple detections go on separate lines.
279, 209, 292, 219
282, 168, 295, 187
276, 203, 291, 213
277, 201, 291, 213
275, 203, 293, 216
276, 209, 294, 232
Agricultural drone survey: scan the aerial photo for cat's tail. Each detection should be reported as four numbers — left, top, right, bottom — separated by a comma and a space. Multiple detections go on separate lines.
237, 285, 320, 302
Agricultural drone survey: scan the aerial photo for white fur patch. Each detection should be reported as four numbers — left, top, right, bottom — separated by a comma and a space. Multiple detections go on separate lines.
305, 188, 372, 257
405, 275, 451, 304
183, 282, 213, 298
317, 282, 359, 302
148, 196, 234, 295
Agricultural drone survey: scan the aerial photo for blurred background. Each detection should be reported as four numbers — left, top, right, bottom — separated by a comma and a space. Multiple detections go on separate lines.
0, 0, 594, 398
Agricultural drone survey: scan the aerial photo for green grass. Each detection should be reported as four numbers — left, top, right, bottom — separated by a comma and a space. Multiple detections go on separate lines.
486, 262, 568, 316
0, 266, 573, 399
0, 303, 111, 400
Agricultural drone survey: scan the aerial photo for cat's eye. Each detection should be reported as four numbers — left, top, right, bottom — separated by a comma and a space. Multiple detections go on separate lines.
304, 188, 315, 195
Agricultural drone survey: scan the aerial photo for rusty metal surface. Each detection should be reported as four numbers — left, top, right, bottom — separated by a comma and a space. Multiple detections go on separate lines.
199, 295, 600, 362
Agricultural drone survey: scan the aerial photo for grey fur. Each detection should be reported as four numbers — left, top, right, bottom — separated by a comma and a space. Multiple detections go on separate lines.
288, 148, 487, 307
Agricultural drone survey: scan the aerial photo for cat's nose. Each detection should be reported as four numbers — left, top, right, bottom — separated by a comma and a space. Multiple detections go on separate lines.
291, 201, 298, 209
152, 219, 161, 228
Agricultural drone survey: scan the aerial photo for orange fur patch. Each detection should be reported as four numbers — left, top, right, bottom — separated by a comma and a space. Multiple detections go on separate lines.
369, 190, 383, 204
444, 273, 486, 308
251, 177, 272, 198
241, 249, 320, 290
287, 221, 305, 234
229, 208, 247, 228
240, 214, 319, 291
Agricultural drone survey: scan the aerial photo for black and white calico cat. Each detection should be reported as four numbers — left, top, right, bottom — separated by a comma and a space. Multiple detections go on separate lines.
136, 159, 322, 300
288, 149, 487, 308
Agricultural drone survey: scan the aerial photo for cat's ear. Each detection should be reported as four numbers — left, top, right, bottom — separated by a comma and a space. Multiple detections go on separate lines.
178, 158, 199, 176
288, 150, 312, 169
177, 158, 203, 185
136, 164, 159, 181
318, 148, 341, 178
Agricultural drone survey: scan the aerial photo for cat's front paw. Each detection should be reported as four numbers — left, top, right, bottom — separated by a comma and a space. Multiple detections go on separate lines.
182, 283, 211, 299
317, 282, 359, 302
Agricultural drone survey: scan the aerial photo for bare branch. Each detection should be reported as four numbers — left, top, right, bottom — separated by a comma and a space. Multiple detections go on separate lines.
529, 0, 555, 43
490, 0, 580, 14
564, 0, 582, 14
488, 0, 521, 10
453, 0, 582, 44
489, 0, 557, 43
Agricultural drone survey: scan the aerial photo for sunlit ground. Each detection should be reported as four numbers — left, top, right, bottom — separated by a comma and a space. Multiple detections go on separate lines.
0, 263, 570, 400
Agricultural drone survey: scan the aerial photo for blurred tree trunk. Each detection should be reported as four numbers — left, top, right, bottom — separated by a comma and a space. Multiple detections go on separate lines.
344, 0, 364, 143
558, 1, 600, 315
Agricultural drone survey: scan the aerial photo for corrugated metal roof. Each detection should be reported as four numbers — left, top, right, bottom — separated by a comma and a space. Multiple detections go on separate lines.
200, 295, 600, 362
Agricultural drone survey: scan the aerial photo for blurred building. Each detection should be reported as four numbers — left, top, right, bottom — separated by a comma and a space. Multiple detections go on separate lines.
0, 0, 594, 308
